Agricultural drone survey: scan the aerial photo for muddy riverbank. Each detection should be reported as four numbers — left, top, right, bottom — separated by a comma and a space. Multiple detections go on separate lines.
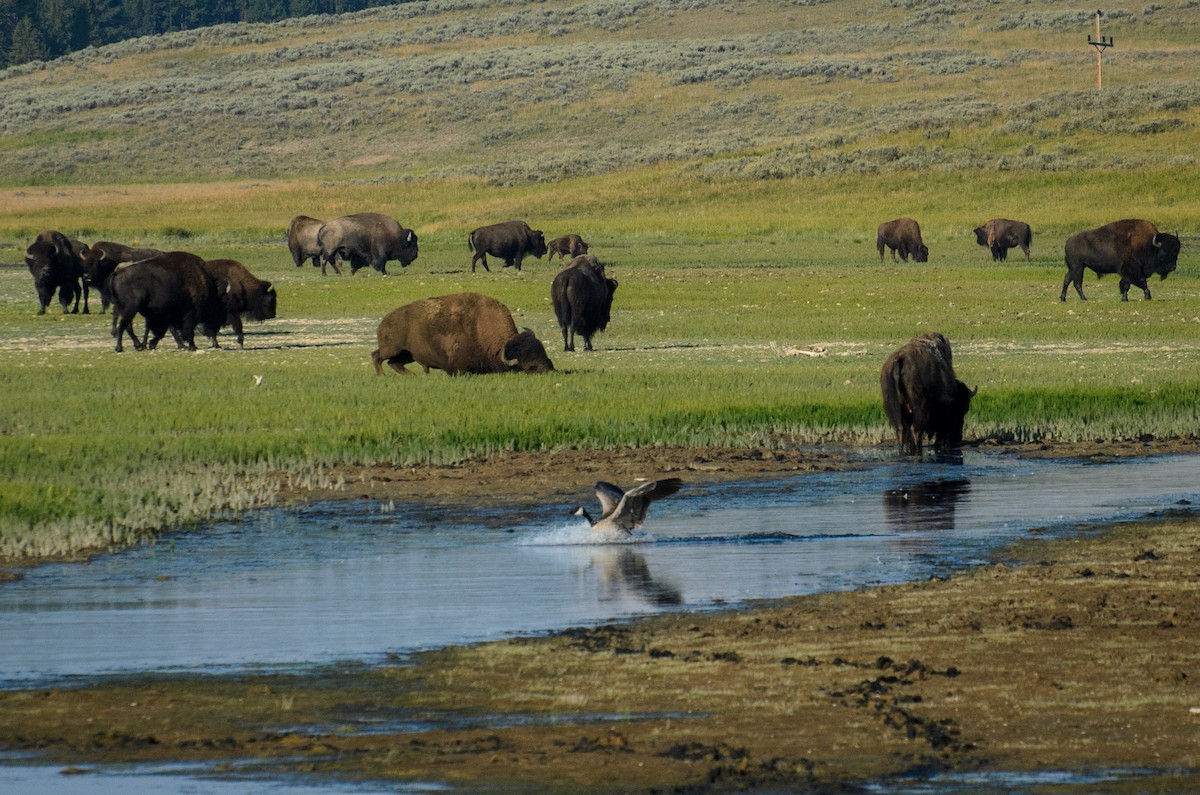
2, 441, 1199, 793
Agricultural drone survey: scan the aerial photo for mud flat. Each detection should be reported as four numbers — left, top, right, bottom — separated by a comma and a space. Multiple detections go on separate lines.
2, 488, 1197, 793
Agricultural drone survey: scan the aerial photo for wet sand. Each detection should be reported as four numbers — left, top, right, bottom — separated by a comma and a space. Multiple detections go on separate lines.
2, 440, 1199, 793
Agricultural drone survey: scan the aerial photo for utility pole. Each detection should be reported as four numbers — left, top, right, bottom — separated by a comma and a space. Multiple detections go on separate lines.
1087, 10, 1114, 91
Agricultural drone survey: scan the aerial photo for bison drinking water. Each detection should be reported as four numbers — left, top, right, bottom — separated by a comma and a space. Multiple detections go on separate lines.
877, 218, 929, 263
372, 292, 555, 376
1061, 219, 1181, 302
880, 332, 975, 457
550, 254, 618, 352
973, 219, 1032, 262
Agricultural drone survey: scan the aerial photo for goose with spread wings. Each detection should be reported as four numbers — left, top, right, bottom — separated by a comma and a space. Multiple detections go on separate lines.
573, 478, 684, 534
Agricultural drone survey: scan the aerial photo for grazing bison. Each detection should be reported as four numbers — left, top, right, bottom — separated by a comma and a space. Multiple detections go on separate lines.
288, 215, 330, 273
547, 234, 589, 264
468, 220, 548, 273
200, 259, 278, 347
551, 254, 618, 352
372, 292, 555, 376
973, 218, 1032, 261
109, 252, 225, 352
877, 218, 929, 263
24, 230, 89, 314
82, 241, 164, 313
318, 212, 418, 275
1061, 219, 1181, 302
880, 332, 976, 457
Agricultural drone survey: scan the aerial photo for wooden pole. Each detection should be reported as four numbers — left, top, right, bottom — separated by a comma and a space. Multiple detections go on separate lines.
1095, 11, 1103, 91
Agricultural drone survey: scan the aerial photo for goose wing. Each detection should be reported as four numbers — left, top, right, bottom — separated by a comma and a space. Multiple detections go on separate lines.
593, 481, 626, 519
607, 477, 684, 532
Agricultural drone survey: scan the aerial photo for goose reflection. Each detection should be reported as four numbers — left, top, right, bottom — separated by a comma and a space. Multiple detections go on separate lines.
591, 547, 682, 606
883, 478, 971, 532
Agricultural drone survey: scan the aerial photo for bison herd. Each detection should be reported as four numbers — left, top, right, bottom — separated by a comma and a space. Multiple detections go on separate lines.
22, 210, 1186, 458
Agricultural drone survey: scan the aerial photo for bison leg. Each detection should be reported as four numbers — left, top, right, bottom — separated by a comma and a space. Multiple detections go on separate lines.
1061, 267, 1087, 301
472, 253, 490, 273
230, 315, 245, 347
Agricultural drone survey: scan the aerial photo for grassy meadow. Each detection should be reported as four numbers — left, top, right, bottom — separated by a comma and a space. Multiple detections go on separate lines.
1, 0, 1199, 559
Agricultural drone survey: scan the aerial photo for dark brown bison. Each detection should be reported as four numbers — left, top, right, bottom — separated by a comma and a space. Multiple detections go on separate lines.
468, 220, 548, 272
200, 259, 278, 347
877, 218, 929, 263
24, 230, 90, 314
318, 212, 418, 275
372, 292, 555, 376
973, 218, 1032, 261
109, 252, 226, 352
288, 215, 330, 273
551, 254, 618, 352
547, 234, 589, 264
880, 332, 976, 457
1061, 219, 1181, 301
82, 241, 164, 313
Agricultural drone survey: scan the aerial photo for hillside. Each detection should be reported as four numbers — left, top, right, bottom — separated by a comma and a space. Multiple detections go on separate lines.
1, 0, 1198, 190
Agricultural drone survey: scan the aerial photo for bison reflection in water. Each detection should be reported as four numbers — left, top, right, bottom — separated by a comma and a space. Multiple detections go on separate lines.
1061, 218, 1181, 302
372, 292, 555, 376
883, 478, 971, 533
881, 332, 976, 457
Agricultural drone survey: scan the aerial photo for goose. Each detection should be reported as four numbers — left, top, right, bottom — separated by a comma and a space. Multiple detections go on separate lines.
573, 478, 684, 534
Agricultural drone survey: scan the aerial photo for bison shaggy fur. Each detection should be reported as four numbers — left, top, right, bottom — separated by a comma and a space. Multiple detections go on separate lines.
1061, 218, 1181, 302
550, 254, 618, 352
973, 218, 1032, 261
288, 215, 329, 273
372, 292, 555, 376
25, 230, 89, 315
880, 332, 975, 457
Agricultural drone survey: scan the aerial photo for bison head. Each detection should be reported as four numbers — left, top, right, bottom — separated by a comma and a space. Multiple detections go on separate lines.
501, 330, 555, 373
936, 381, 977, 450
913, 243, 930, 263
1151, 232, 1181, 278
972, 226, 989, 247
529, 231, 548, 258
249, 283, 278, 321
398, 229, 419, 267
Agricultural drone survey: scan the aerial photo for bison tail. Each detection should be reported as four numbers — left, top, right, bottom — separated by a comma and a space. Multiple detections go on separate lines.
467, 233, 475, 252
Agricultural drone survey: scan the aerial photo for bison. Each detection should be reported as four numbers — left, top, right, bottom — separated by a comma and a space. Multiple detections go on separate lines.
468, 220, 548, 273
372, 292, 555, 376
973, 218, 1032, 261
109, 252, 225, 352
200, 259, 278, 347
82, 241, 164, 313
25, 230, 89, 315
877, 218, 929, 263
318, 212, 418, 275
547, 234, 589, 264
1061, 219, 1181, 302
880, 332, 976, 457
551, 254, 618, 352
288, 215, 331, 273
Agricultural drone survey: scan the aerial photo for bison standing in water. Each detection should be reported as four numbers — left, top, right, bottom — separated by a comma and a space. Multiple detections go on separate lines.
974, 219, 1032, 261
551, 254, 618, 352
372, 292, 555, 376
880, 332, 975, 457
468, 220, 548, 272
1061, 219, 1181, 301
877, 218, 929, 263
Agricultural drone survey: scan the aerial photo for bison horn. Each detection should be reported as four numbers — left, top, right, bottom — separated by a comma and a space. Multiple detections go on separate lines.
969, 385, 979, 397
1152, 233, 1162, 248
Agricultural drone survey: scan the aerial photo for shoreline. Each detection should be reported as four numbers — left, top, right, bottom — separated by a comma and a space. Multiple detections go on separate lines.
2, 443, 1198, 792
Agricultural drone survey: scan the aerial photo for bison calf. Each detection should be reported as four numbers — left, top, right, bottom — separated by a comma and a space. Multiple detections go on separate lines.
551, 255, 618, 352
547, 234, 589, 264
372, 292, 555, 376
877, 218, 929, 263
880, 332, 975, 457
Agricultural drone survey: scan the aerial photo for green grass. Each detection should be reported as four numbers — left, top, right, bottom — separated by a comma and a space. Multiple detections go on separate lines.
1, 0, 1200, 559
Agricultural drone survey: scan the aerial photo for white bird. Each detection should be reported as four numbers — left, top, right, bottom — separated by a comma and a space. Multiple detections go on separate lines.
573, 478, 684, 534
253, 375, 264, 387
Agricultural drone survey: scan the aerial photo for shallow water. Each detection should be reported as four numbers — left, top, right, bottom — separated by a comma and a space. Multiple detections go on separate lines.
2, 451, 1196, 689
